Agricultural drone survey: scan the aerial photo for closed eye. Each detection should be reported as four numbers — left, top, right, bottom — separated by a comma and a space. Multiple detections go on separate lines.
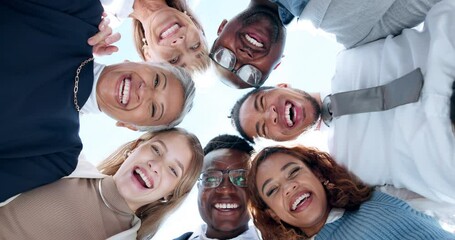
169, 55, 180, 64
151, 145, 160, 155
151, 103, 156, 118
190, 42, 200, 50
288, 166, 301, 179
154, 73, 159, 88
170, 166, 178, 177
266, 186, 278, 197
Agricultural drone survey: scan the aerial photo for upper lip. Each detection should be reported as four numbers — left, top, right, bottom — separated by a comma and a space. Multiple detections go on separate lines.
240, 33, 266, 52
134, 166, 155, 189
289, 190, 311, 211
159, 22, 181, 40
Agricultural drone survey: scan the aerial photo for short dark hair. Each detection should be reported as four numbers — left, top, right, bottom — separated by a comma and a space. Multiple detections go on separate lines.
230, 86, 274, 143
204, 134, 254, 156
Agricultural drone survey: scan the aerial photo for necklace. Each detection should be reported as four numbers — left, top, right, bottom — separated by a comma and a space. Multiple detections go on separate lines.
98, 178, 133, 217
74, 57, 94, 112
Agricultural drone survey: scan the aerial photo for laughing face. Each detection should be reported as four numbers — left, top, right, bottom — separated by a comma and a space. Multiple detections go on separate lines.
212, 6, 286, 88
142, 7, 207, 70
256, 152, 329, 236
239, 85, 321, 141
198, 148, 250, 238
96, 61, 184, 129
113, 131, 193, 211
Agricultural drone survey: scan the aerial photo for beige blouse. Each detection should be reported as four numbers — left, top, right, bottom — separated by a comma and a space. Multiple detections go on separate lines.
0, 176, 134, 239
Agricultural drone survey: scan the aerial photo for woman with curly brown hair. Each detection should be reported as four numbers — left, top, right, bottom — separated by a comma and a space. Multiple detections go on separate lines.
247, 145, 454, 240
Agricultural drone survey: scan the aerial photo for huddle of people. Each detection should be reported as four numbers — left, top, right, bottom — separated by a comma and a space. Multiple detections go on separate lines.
1, 0, 454, 240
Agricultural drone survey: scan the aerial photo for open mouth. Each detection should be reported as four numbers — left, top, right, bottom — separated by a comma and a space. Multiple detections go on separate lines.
160, 23, 180, 39
133, 168, 153, 189
118, 77, 131, 105
214, 203, 240, 211
245, 33, 264, 48
285, 102, 296, 127
291, 192, 310, 211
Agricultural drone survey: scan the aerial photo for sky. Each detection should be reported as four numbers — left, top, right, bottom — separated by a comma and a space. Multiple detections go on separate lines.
79, 0, 343, 238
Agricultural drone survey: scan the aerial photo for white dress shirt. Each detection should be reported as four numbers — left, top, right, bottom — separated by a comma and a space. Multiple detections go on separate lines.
328, 0, 455, 204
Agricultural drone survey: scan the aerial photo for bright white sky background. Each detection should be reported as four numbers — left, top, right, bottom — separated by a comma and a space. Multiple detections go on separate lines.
80, 0, 343, 238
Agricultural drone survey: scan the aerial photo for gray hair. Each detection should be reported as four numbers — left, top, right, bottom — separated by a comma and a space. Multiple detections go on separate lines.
136, 62, 196, 132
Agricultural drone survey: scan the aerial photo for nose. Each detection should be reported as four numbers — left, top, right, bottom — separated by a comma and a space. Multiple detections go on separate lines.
265, 105, 278, 125
171, 35, 185, 46
284, 182, 297, 197
237, 47, 253, 59
215, 175, 235, 193
148, 159, 162, 175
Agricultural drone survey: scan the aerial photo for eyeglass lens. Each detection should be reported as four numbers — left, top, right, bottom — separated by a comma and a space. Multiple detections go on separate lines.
200, 169, 247, 188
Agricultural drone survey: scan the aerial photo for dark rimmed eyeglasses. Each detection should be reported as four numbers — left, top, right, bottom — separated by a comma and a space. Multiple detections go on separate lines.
198, 169, 247, 188
209, 44, 264, 88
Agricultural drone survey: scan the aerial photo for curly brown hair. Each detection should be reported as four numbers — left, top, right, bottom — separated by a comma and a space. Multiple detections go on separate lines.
247, 145, 372, 240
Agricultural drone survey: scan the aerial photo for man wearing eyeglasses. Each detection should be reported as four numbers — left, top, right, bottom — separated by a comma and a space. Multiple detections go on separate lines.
174, 134, 259, 240
211, 0, 440, 89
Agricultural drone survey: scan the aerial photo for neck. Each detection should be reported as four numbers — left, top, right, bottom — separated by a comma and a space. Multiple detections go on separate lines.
131, 0, 168, 21
206, 224, 249, 240
302, 206, 331, 237
310, 92, 322, 108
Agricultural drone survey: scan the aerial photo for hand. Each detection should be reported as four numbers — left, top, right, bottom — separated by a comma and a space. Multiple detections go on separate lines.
88, 12, 121, 57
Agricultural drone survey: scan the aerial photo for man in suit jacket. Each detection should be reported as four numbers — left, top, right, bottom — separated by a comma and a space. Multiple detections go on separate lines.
0, 0, 195, 202
230, 0, 455, 204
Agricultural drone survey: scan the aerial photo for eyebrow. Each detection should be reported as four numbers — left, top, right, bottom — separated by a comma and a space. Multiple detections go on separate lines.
158, 139, 186, 175
261, 162, 298, 194
154, 73, 167, 121
162, 72, 167, 90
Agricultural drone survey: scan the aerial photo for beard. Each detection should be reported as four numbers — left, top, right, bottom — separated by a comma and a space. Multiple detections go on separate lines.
296, 88, 322, 130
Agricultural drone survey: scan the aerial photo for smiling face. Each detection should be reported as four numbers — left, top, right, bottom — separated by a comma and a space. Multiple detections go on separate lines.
256, 152, 329, 236
142, 7, 207, 70
212, 6, 286, 88
239, 86, 321, 141
198, 149, 251, 238
96, 62, 184, 128
113, 131, 193, 211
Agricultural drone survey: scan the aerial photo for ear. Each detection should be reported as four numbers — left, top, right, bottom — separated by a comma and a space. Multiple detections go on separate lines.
266, 209, 281, 223
273, 55, 285, 70
217, 19, 228, 36
116, 121, 138, 131
123, 59, 130, 63
142, 47, 152, 61
276, 83, 290, 88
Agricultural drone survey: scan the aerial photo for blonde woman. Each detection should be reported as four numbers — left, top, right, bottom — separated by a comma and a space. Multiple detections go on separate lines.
0, 128, 203, 239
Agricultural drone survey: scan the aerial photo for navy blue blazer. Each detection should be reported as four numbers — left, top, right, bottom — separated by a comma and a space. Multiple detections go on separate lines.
0, 0, 103, 201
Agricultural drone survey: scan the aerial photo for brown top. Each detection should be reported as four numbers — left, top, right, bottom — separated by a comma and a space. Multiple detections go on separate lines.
0, 176, 134, 239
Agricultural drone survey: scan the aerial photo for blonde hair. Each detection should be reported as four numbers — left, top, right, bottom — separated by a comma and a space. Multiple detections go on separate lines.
98, 128, 204, 239
132, 0, 210, 73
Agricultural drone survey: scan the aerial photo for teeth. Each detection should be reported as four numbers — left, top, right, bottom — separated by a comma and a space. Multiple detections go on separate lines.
135, 168, 152, 188
214, 203, 239, 209
161, 24, 179, 39
245, 34, 264, 48
285, 103, 294, 127
119, 78, 131, 105
292, 193, 310, 211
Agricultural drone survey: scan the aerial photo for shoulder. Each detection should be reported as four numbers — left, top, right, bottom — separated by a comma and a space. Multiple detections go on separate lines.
173, 232, 193, 240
